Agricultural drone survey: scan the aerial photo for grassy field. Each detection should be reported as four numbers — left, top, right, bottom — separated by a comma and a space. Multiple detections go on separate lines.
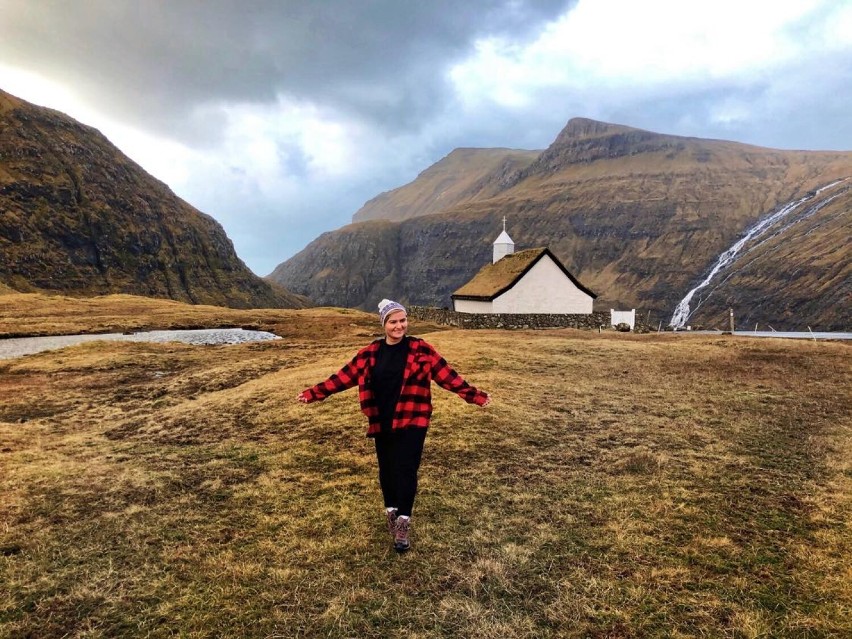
0, 293, 393, 341
1, 295, 850, 637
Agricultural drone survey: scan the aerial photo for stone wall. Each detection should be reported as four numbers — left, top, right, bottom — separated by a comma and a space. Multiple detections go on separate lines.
409, 306, 617, 330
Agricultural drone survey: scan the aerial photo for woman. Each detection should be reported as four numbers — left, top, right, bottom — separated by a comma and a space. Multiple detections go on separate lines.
297, 299, 490, 552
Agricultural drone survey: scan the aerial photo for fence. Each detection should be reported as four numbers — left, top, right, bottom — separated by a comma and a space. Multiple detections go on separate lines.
610, 309, 636, 330
409, 306, 613, 330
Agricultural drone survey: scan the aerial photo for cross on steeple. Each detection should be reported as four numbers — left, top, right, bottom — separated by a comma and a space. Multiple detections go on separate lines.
493, 217, 515, 263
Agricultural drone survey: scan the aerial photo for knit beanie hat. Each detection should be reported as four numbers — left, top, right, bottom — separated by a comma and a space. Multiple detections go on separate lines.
378, 298, 406, 325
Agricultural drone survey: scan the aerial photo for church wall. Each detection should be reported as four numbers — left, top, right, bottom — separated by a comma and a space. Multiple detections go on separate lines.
492, 255, 594, 314
453, 298, 493, 313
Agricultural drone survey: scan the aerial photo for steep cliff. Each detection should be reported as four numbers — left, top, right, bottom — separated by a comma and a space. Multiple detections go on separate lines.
678, 183, 851, 330
268, 220, 402, 309
0, 89, 307, 308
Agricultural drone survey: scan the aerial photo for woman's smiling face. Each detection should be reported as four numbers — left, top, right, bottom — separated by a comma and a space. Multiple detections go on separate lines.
383, 310, 408, 344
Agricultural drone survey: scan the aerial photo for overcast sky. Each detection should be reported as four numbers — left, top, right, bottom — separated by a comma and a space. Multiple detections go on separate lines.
1, 0, 850, 275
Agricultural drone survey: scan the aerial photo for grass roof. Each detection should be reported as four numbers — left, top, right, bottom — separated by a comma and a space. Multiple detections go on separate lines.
452, 247, 548, 299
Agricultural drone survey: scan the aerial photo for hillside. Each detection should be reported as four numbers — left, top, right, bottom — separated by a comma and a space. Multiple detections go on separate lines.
268, 118, 852, 329
352, 147, 540, 222
0, 89, 307, 309
681, 185, 852, 330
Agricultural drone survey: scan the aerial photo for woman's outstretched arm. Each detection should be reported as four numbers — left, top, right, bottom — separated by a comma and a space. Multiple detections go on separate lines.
429, 350, 490, 406
297, 352, 365, 403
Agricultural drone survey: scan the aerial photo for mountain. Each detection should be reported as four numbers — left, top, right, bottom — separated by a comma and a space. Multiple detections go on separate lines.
268, 118, 851, 330
352, 148, 540, 223
0, 89, 307, 309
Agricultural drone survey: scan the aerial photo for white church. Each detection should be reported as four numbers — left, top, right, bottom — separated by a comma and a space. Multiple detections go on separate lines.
451, 221, 597, 314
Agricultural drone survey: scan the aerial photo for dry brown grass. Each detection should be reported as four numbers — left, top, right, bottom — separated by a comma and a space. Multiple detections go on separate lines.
0, 293, 444, 341
1, 297, 850, 637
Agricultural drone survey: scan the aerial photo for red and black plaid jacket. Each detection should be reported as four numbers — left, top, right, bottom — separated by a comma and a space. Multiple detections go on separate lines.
301, 337, 488, 436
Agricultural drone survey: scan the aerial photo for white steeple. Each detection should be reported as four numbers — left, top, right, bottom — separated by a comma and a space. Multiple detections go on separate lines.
492, 216, 515, 263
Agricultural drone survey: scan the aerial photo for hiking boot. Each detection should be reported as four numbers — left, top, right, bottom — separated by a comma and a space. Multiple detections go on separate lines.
385, 508, 398, 537
394, 516, 411, 553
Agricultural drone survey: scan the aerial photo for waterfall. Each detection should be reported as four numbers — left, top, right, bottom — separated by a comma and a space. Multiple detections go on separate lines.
669, 179, 847, 329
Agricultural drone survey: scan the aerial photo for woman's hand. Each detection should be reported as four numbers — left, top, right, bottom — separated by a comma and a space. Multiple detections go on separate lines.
297, 391, 310, 403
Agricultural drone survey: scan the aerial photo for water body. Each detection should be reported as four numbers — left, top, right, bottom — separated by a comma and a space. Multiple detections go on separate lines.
669, 179, 849, 329
0, 328, 281, 360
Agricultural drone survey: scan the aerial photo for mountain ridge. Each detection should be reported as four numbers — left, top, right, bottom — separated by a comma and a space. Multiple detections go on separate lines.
269, 118, 851, 330
352, 147, 540, 223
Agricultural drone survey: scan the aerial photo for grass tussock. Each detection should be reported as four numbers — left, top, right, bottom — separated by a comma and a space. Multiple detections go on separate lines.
1, 299, 850, 637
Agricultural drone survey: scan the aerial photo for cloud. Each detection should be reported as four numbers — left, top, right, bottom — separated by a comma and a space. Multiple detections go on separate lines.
448, 0, 852, 148
450, 0, 850, 111
0, 0, 572, 139
0, 0, 850, 275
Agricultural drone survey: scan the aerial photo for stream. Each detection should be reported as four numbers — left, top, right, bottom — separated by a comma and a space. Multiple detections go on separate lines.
0, 328, 281, 360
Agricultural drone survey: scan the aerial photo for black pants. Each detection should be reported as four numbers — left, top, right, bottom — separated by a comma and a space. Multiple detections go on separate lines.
373, 427, 427, 517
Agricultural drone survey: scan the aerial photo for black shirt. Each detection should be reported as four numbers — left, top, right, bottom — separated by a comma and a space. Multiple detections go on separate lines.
372, 337, 409, 433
